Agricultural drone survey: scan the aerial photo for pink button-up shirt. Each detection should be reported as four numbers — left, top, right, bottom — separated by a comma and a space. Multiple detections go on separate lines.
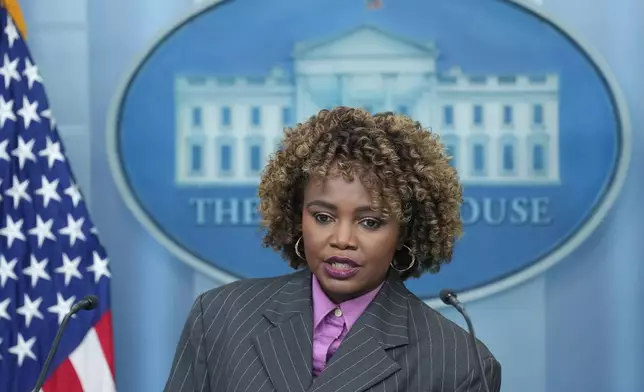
311, 274, 384, 377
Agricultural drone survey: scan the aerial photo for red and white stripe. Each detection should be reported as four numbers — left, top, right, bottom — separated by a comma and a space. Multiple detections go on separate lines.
40, 311, 116, 392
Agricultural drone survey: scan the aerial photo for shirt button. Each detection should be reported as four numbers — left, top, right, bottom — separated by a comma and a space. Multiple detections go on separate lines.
334, 308, 343, 317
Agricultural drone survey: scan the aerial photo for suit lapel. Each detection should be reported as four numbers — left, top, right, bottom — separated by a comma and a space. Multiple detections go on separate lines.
252, 270, 314, 392
308, 271, 410, 392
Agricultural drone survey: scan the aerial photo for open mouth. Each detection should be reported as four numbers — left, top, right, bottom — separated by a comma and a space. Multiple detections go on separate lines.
323, 256, 360, 279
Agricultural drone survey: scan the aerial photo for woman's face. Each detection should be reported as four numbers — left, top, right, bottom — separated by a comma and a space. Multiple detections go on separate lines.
300, 172, 401, 303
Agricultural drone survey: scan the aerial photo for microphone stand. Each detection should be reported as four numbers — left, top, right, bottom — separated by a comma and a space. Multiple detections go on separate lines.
440, 289, 491, 392
32, 295, 99, 392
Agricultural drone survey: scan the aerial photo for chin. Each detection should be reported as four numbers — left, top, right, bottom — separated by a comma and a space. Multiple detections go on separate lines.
316, 271, 366, 296
321, 276, 360, 290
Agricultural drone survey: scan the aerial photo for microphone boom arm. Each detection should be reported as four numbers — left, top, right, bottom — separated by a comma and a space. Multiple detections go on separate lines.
31, 295, 99, 392
32, 312, 74, 392
439, 289, 491, 392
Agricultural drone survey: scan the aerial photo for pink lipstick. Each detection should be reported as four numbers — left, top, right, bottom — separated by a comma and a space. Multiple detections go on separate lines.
323, 256, 359, 280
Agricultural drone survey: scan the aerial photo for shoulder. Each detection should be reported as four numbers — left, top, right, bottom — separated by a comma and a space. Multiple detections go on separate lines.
404, 291, 499, 367
191, 270, 305, 320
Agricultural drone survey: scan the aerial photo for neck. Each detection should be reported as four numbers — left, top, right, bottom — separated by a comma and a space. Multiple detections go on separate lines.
324, 276, 388, 304
328, 291, 359, 304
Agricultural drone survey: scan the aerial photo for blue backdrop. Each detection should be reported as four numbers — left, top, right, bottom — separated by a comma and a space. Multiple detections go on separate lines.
18, 0, 644, 391
111, 0, 625, 303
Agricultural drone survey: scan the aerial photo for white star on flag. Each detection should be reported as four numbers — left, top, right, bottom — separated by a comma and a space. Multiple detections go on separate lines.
47, 293, 76, 325
17, 95, 40, 128
10, 136, 36, 169
87, 251, 111, 283
0, 139, 8, 161
64, 182, 83, 207
0, 256, 18, 287
0, 297, 10, 321
55, 254, 83, 286
8, 334, 37, 367
40, 107, 55, 130
0, 53, 19, 88
22, 57, 42, 89
59, 214, 86, 246
38, 137, 65, 168
0, 215, 25, 247
0, 96, 15, 127
22, 255, 51, 288
3, 16, 18, 48
16, 294, 44, 328
4, 175, 31, 208
27, 215, 56, 247
34, 175, 61, 207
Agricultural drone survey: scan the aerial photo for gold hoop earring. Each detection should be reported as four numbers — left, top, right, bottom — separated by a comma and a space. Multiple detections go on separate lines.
391, 245, 415, 272
294, 236, 305, 260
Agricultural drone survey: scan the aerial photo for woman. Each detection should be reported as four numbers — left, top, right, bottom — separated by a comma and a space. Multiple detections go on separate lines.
164, 107, 501, 392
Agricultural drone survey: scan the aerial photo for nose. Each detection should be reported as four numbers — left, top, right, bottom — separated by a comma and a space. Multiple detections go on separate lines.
330, 221, 358, 250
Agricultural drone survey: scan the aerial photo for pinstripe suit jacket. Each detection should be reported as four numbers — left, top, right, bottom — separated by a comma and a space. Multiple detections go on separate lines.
164, 269, 501, 392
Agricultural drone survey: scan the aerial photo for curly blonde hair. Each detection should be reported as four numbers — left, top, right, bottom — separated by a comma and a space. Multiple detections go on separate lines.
257, 106, 463, 279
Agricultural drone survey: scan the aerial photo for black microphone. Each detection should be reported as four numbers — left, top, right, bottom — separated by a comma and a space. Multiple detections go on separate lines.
70, 294, 99, 313
439, 289, 490, 392
32, 295, 99, 392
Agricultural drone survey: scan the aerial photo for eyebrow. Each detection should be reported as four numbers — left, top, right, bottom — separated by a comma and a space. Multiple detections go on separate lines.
305, 200, 375, 213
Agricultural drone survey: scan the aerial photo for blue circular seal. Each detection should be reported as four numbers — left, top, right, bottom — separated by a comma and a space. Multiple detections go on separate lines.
107, 0, 630, 306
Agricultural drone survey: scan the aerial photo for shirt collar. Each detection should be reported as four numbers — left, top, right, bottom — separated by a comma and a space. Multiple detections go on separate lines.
311, 273, 384, 331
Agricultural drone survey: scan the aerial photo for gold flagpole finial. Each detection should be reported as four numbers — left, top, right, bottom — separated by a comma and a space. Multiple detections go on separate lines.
2, 0, 27, 38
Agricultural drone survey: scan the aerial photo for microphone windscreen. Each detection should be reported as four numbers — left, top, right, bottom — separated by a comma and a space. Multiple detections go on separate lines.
84, 295, 99, 310
439, 289, 456, 305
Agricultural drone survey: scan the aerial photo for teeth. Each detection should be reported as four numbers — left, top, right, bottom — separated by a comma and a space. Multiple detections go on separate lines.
332, 262, 353, 270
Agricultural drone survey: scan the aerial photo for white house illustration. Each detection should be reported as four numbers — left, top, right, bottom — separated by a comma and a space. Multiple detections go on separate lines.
174, 25, 560, 186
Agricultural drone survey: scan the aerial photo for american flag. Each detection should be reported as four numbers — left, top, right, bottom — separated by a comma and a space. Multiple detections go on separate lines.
0, 5, 116, 392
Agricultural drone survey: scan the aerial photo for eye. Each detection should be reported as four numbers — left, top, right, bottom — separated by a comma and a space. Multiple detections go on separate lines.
360, 218, 382, 230
313, 213, 334, 224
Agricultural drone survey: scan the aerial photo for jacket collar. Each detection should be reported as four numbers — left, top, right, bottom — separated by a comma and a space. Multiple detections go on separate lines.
254, 268, 410, 392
